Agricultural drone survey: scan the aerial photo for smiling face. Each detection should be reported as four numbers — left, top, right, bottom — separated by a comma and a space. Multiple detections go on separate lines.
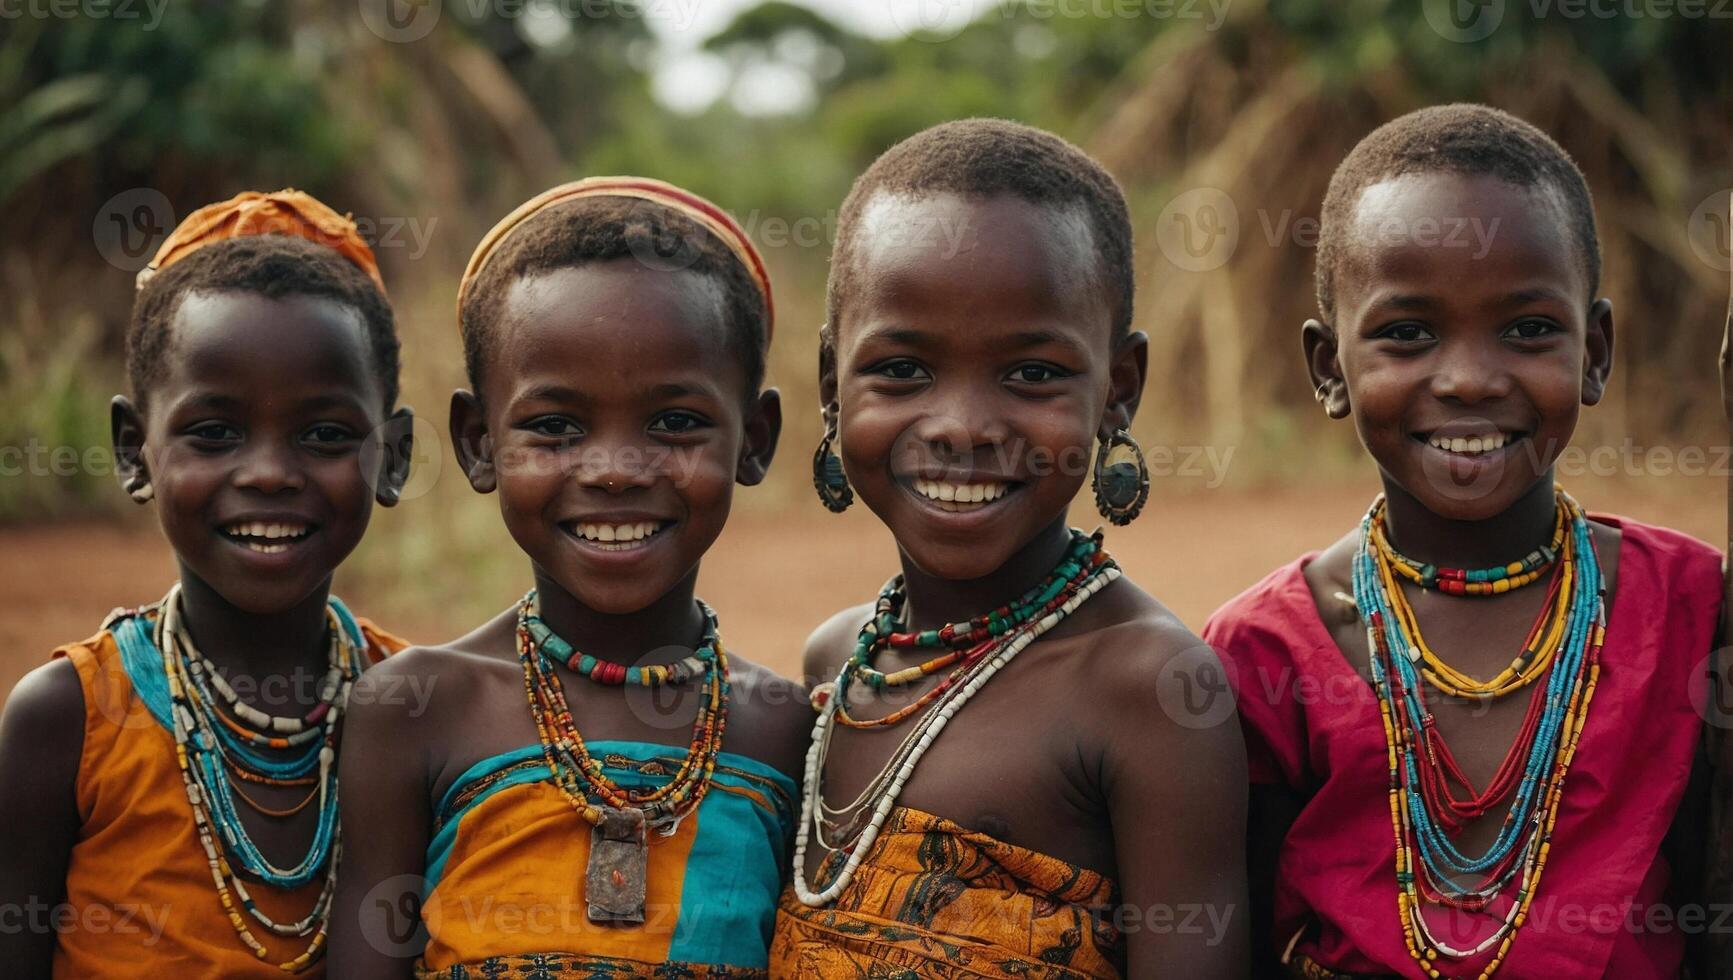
1325, 171, 1611, 520
472, 261, 758, 614
139, 291, 391, 613
830, 192, 1123, 581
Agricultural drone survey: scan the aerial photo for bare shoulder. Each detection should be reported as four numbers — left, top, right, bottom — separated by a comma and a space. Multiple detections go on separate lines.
717, 653, 813, 782
346, 610, 516, 739
1063, 580, 1240, 746
0, 658, 85, 818
0, 658, 84, 750
800, 601, 875, 689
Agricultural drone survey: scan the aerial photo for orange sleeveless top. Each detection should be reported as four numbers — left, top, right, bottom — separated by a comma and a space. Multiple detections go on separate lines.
770, 806, 1124, 978
49, 617, 404, 979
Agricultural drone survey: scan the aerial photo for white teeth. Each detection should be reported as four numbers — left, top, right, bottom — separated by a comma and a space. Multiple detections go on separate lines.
574, 521, 664, 545
1428, 433, 1511, 454
225, 521, 309, 542
244, 542, 290, 554
912, 479, 1010, 509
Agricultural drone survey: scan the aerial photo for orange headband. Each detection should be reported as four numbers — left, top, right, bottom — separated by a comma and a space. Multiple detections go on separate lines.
458, 176, 774, 339
137, 189, 386, 295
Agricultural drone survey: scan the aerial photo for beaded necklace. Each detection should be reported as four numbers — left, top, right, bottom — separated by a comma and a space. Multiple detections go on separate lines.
793, 529, 1120, 908
109, 585, 367, 973
516, 591, 727, 922
1354, 487, 1604, 977
1377, 503, 1566, 596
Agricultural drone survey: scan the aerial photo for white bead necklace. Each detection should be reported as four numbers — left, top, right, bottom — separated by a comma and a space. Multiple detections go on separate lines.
792, 564, 1121, 907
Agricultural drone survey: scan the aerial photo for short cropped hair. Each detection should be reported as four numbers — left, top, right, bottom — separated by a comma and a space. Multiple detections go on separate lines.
1316, 103, 1600, 320
128, 234, 400, 410
826, 118, 1134, 347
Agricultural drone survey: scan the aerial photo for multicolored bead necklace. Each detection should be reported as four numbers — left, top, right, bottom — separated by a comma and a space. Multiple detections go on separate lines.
810, 531, 1110, 731
793, 529, 1121, 908
110, 585, 368, 973
1354, 487, 1605, 978
516, 591, 727, 831
1376, 501, 1567, 596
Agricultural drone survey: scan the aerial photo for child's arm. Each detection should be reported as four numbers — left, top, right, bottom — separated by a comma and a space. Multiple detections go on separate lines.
1101, 630, 1250, 979
0, 660, 85, 978
328, 654, 436, 980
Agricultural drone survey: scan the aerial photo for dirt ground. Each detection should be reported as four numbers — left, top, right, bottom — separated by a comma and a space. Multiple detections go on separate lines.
1, 478, 1721, 706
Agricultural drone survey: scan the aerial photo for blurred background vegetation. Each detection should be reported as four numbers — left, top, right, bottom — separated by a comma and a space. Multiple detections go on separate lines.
2, 0, 1729, 628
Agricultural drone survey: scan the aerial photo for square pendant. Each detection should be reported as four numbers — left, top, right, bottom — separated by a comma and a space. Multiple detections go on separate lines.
585, 807, 648, 924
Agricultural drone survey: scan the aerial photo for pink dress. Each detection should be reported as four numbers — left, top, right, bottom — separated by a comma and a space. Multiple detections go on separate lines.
1202, 515, 1723, 978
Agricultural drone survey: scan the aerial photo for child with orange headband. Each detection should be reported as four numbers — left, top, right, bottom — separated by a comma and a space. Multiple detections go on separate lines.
329, 178, 810, 979
0, 190, 415, 978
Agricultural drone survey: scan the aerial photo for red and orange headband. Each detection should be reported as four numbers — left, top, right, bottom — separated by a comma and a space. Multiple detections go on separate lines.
457, 176, 774, 339
136, 189, 386, 295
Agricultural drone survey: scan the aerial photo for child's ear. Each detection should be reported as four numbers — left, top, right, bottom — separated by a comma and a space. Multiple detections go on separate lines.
1581, 298, 1615, 406
449, 389, 497, 494
817, 326, 839, 411
1098, 330, 1148, 438
1302, 318, 1351, 419
111, 395, 153, 504
373, 407, 416, 507
736, 387, 783, 487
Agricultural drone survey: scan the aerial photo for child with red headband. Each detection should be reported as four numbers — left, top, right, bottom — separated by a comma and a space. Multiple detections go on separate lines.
0, 190, 415, 978
329, 178, 810, 979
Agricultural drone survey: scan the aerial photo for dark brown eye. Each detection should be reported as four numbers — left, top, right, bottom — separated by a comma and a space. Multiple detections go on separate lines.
1012, 364, 1061, 384
1378, 322, 1433, 343
876, 360, 925, 381
527, 417, 580, 437
1506, 319, 1560, 340
650, 411, 709, 434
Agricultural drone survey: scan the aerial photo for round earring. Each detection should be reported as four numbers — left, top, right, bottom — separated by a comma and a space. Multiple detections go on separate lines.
811, 412, 852, 513
128, 480, 154, 504
1091, 428, 1148, 526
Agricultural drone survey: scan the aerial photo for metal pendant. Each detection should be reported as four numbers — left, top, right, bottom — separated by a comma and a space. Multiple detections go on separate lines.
585, 807, 648, 924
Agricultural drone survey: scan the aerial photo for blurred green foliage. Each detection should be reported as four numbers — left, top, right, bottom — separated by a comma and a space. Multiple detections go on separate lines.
1, 0, 1729, 548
